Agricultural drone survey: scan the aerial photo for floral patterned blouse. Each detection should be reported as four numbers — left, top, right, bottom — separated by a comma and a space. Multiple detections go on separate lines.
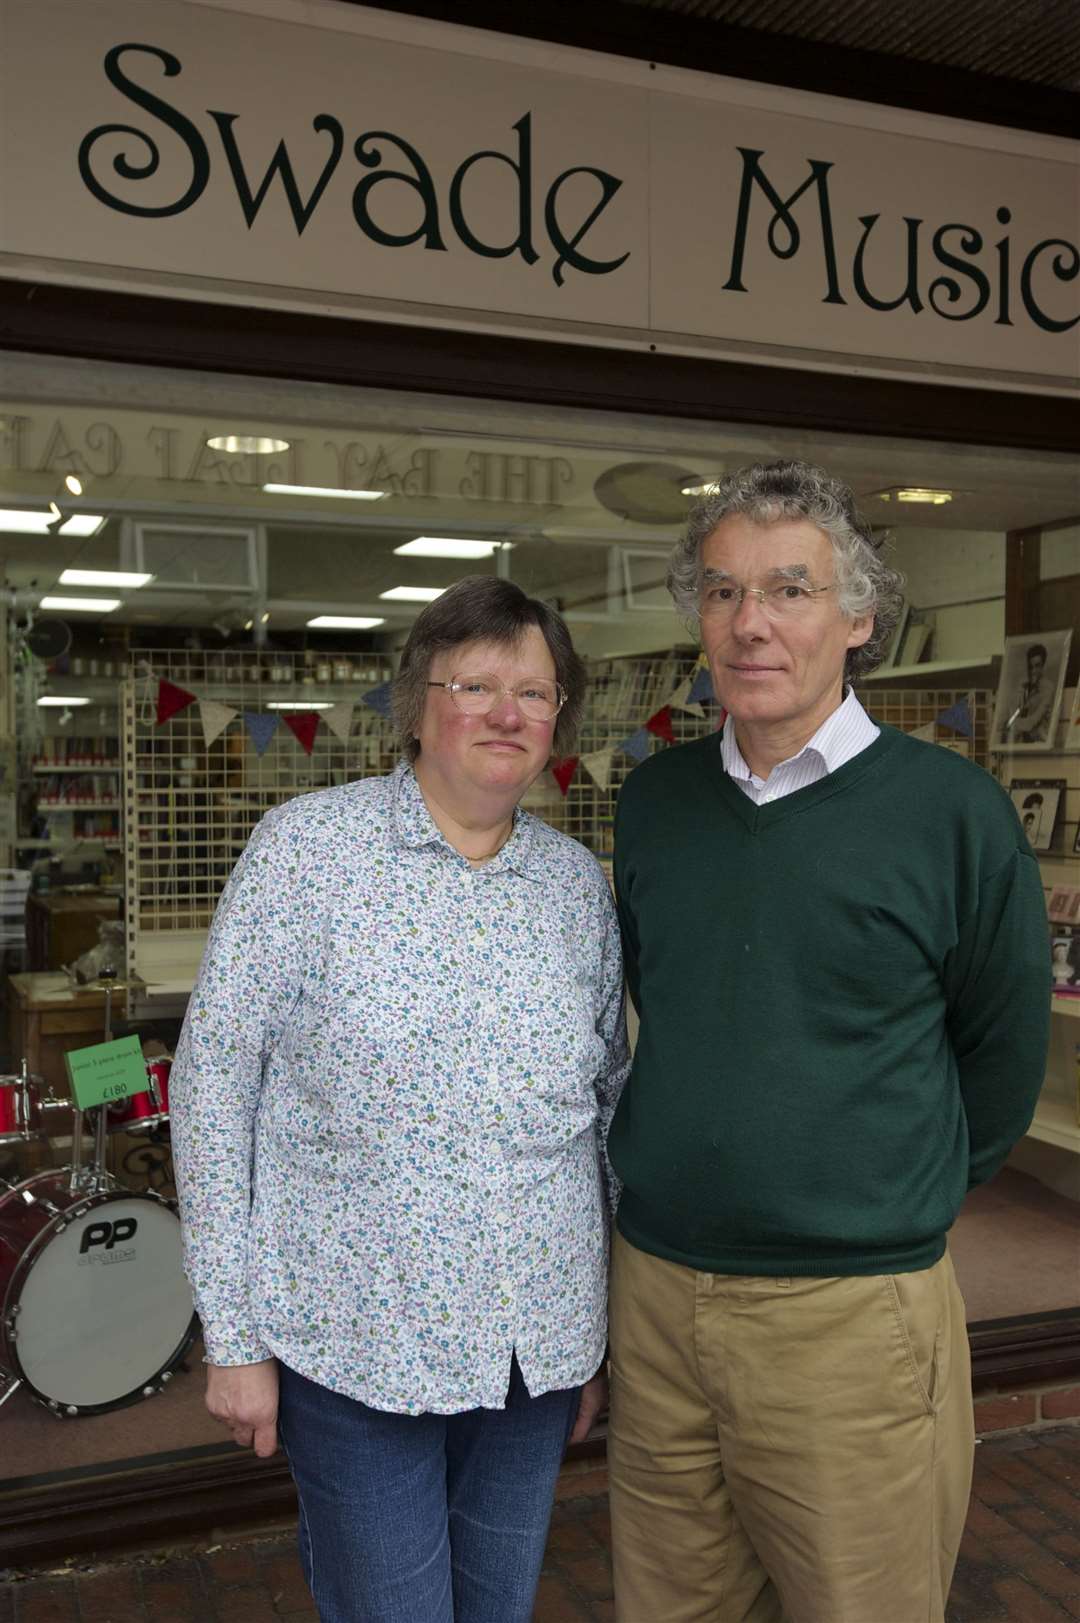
170, 762, 629, 1414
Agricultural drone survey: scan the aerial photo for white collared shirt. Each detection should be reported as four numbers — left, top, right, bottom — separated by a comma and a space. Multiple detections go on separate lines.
721, 688, 880, 805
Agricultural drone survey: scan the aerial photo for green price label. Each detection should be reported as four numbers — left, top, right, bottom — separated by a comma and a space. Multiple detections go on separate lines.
64, 1035, 150, 1112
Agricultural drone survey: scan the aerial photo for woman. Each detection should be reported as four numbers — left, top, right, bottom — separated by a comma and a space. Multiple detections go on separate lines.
171, 576, 628, 1623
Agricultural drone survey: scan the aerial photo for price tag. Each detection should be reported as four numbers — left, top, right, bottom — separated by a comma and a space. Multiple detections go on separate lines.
64, 1035, 149, 1111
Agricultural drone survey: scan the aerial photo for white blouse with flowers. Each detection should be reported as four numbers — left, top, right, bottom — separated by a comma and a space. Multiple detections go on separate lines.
170, 762, 629, 1414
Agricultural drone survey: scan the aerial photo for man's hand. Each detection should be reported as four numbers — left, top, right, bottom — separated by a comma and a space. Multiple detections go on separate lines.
205, 1359, 279, 1457
568, 1369, 608, 1446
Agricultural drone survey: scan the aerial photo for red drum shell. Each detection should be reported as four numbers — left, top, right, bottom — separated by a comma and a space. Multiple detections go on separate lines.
107, 1057, 171, 1134
0, 1075, 44, 1143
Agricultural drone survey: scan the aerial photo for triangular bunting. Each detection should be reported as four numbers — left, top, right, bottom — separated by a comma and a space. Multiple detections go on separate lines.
937, 699, 973, 737
580, 748, 615, 792
619, 727, 652, 763
156, 678, 197, 725
551, 756, 579, 797
911, 722, 936, 742
283, 711, 321, 755
645, 705, 675, 744
243, 712, 278, 756
199, 699, 237, 748
361, 681, 393, 719
324, 700, 355, 745
686, 666, 715, 704
670, 675, 705, 719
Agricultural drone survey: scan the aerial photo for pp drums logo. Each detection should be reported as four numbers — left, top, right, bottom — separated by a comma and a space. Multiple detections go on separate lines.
77, 1217, 139, 1264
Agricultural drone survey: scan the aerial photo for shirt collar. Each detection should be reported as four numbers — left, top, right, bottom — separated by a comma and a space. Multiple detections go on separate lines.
721, 688, 875, 784
390, 760, 542, 880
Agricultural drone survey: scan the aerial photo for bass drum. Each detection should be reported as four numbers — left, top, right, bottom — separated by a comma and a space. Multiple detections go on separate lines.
0, 1172, 199, 1415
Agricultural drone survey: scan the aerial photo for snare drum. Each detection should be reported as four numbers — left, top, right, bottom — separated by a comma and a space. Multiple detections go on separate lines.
0, 1170, 198, 1414
0, 1071, 45, 1144
107, 1056, 171, 1135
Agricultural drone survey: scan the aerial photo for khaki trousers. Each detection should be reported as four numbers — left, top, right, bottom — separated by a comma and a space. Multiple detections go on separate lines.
608, 1232, 974, 1623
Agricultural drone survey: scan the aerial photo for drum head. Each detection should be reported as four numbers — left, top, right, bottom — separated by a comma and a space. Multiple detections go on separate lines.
12, 1196, 196, 1411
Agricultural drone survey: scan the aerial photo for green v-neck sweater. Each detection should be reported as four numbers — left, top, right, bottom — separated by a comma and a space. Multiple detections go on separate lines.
609, 723, 1051, 1276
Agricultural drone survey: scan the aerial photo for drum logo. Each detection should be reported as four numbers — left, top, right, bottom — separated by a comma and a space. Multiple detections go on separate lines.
78, 1217, 139, 1264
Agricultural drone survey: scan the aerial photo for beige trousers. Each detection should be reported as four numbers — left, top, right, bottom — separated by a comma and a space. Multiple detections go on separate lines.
608, 1232, 974, 1623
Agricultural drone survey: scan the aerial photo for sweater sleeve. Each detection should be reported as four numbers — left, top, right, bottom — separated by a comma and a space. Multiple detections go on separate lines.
942, 847, 1050, 1190
170, 806, 310, 1365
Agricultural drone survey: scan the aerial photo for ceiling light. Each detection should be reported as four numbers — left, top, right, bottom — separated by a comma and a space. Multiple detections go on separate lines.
394, 538, 500, 560
306, 615, 386, 629
262, 483, 386, 500
0, 509, 55, 534
261, 612, 271, 624
379, 586, 446, 602
47, 501, 62, 524
207, 434, 290, 454
37, 695, 92, 707
57, 514, 107, 537
60, 569, 153, 588
39, 595, 121, 612
872, 487, 953, 505
64, 474, 83, 497
266, 701, 334, 710
680, 480, 722, 497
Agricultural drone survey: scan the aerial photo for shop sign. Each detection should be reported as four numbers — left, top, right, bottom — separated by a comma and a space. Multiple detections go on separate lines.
0, 0, 1077, 388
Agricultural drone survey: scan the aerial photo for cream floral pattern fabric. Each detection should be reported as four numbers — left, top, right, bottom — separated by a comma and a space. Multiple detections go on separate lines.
171, 762, 629, 1413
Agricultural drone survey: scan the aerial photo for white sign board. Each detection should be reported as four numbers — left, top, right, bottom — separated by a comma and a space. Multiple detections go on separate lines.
1, 0, 1077, 391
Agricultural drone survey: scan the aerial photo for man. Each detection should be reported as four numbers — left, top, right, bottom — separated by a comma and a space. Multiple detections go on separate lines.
1008, 642, 1054, 744
607, 460, 1050, 1623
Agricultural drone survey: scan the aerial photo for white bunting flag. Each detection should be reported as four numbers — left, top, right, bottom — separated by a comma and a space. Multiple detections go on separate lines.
199, 698, 237, 747
324, 700, 355, 745
669, 675, 705, 719
580, 747, 615, 791
911, 722, 936, 741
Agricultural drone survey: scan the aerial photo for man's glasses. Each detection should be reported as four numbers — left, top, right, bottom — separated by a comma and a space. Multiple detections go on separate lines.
427, 673, 566, 721
701, 580, 834, 620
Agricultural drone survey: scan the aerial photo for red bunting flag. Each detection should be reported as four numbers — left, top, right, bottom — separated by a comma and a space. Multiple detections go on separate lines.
644, 705, 675, 744
156, 678, 197, 725
551, 756, 579, 796
282, 711, 321, 755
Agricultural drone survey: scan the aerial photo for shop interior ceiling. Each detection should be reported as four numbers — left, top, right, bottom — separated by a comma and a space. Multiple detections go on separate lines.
1, 362, 1078, 645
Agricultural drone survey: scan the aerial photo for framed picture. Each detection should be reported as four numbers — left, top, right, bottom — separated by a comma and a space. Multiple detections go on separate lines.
1009, 778, 1065, 851
990, 629, 1072, 751
1065, 682, 1080, 752
1050, 925, 1080, 995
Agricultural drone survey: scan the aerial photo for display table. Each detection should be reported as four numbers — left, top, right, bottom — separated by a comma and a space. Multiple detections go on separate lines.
25, 890, 122, 973
5, 972, 118, 1097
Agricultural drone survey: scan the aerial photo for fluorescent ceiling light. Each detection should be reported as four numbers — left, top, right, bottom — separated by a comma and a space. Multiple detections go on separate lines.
37, 696, 92, 707
872, 487, 953, 505
266, 701, 334, 710
379, 586, 446, 602
0, 509, 54, 534
681, 480, 722, 497
394, 537, 500, 560
58, 514, 107, 537
207, 434, 290, 454
306, 615, 385, 629
39, 595, 121, 612
59, 569, 152, 589
262, 483, 386, 500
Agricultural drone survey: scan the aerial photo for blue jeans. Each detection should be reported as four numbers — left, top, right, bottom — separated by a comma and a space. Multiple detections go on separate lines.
277, 1356, 580, 1623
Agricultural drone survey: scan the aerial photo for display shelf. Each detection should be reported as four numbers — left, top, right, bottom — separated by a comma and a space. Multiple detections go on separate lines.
32, 763, 120, 773
861, 656, 995, 683
1027, 1096, 1080, 1153
38, 801, 122, 811
1052, 993, 1080, 1019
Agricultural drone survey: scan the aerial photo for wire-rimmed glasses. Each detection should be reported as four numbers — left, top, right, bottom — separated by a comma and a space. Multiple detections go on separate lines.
427, 673, 566, 721
700, 579, 835, 620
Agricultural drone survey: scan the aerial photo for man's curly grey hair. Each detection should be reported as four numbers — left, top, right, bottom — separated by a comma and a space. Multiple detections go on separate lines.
668, 459, 905, 680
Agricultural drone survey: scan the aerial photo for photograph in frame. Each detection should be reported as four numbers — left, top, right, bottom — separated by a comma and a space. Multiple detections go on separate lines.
990, 629, 1073, 752
1065, 682, 1080, 752
1009, 778, 1065, 852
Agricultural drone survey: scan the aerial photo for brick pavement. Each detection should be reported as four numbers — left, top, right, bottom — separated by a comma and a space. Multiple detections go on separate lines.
1, 1429, 1078, 1621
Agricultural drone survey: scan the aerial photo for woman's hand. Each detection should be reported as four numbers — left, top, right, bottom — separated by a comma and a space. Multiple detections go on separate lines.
205, 1359, 280, 1457
568, 1369, 608, 1445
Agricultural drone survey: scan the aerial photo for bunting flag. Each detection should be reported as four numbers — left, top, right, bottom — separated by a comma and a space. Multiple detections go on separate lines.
282, 711, 321, 755
670, 674, 705, 719
199, 699, 237, 748
323, 700, 355, 745
156, 678, 197, 725
580, 747, 615, 792
686, 665, 715, 705
242, 711, 278, 756
645, 705, 676, 744
551, 755, 580, 797
619, 727, 652, 763
911, 722, 937, 742
361, 681, 393, 719
936, 698, 973, 737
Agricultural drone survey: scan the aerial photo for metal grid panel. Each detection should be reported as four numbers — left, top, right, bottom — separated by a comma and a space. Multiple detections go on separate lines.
852, 686, 993, 770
